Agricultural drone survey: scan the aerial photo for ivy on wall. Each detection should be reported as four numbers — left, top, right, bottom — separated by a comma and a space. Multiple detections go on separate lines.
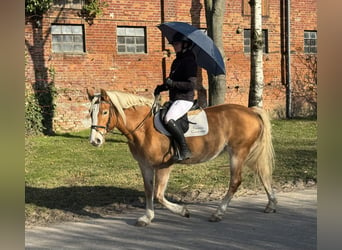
25, 0, 53, 19
80, 0, 109, 25
25, 0, 108, 134
25, 91, 45, 136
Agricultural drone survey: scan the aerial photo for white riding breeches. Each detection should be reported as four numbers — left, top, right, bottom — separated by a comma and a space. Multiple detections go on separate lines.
164, 100, 193, 123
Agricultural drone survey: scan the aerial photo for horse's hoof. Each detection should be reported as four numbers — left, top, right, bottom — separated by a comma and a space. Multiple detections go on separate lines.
264, 206, 276, 213
184, 211, 190, 218
135, 220, 149, 227
182, 207, 190, 218
209, 214, 222, 222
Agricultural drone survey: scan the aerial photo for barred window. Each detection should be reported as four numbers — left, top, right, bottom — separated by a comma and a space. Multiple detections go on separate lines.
244, 29, 268, 54
53, 0, 85, 9
304, 30, 317, 54
51, 24, 85, 53
117, 27, 147, 54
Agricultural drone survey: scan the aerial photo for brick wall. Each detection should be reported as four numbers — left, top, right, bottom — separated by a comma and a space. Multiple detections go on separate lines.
289, 0, 318, 116
25, 0, 317, 132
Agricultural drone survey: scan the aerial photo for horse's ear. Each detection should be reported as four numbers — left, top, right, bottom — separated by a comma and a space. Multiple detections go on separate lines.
100, 89, 110, 102
86, 88, 95, 101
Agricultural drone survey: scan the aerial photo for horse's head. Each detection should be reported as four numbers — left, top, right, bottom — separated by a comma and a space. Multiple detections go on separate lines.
87, 88, 114, 147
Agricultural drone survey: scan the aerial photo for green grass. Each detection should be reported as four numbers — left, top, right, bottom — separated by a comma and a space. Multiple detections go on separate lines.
25, 119, 317, 226
272, 119, 317, 183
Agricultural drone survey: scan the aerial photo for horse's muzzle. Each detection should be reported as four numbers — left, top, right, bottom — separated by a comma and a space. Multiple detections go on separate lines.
90, 138, 103, 147
89, 129, 104, 147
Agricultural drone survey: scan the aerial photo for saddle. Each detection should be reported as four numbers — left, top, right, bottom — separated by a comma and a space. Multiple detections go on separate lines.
153, 100, 209, 137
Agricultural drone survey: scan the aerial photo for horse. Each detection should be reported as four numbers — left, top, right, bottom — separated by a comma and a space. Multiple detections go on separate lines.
87, 88, 277, 226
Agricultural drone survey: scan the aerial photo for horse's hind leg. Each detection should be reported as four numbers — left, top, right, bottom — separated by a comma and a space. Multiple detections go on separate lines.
136, 164, 155, 227
210, 153, 245, 222
155, 167, 190, 217
257, 167, 277, 213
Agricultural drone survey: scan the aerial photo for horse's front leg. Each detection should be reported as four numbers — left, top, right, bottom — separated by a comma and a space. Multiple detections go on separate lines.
136, 164, 155, 227
155, 167, 190, 217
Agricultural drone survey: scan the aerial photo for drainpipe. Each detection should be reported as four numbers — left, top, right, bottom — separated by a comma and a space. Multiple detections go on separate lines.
160, 0, 166, 80
285, 0, 292, 118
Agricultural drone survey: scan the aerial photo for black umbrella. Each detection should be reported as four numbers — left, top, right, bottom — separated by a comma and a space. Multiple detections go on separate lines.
157, 21, 226, 76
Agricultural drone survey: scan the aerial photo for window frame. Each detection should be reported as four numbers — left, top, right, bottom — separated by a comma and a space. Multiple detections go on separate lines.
52, 0, 85, 9
243, 29, 269, 54
51, 24, 86, 54
116, 26, 147, 54
304, 30, 317, 54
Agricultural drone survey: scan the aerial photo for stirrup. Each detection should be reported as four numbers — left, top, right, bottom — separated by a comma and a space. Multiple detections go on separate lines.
174, 145, 192, 161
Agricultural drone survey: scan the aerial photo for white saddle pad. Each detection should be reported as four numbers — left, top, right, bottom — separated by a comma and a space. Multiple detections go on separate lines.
154, 109, 209, 137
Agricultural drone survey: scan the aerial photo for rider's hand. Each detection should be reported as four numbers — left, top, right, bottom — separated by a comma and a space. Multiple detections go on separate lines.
165, 78, 174, 88
154, 84, 168, 96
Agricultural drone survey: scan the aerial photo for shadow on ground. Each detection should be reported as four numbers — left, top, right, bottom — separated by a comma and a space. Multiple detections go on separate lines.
25, 185, 145, 221
26, 189, 317, 250
52, 131, 127, 143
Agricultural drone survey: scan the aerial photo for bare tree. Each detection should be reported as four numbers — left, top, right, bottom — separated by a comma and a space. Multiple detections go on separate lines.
204, 0, 227, 106
248, 0, 264, 107
292, 51, 317, 117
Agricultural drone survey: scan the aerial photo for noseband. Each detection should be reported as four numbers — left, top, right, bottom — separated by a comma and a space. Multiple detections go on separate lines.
91, 124, 107, 131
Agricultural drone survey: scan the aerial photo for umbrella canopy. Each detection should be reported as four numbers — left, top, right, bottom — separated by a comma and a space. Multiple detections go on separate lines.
157, 21, 226, 76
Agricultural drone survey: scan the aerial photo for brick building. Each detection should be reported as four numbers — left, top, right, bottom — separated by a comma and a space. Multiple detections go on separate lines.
25, 0, 317, 132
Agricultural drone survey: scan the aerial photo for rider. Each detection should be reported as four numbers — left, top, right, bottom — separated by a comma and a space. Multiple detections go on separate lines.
154, 32, 198, 160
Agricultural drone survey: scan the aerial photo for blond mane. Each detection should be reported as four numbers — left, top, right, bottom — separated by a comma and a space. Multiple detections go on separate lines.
106, 90, 153, 124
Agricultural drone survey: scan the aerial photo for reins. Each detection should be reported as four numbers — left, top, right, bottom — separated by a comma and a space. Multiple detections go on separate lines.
120, 95, 161, 136
122, 108, 152, 136
105, 95, 160, 137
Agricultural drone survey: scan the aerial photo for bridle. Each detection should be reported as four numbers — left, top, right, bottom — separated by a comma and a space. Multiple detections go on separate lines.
90, 123, 109, 136
90, 94, 159, 137
90, 95, 117, 136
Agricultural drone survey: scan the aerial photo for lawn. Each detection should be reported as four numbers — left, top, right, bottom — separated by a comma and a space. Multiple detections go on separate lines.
25, 118, 317, 227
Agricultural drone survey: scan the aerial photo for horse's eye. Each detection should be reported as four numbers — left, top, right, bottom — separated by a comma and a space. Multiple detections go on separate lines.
103, 110, 109, 115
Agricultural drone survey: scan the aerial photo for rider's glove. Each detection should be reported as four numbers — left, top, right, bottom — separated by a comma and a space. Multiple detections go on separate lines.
165, 78, 174, 88
154, 84, 168, 96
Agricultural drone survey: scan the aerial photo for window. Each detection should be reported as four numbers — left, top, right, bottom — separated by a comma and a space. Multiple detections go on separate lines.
244, 29, 268, 54
304, 30, 317, 54
242, 0, 270, 16
117, 27, 146, 54
53, 0, 84, 9
51, 24, 85, 53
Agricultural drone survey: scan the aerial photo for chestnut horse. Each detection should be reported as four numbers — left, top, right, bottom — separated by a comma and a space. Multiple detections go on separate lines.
87, 88, 277, 226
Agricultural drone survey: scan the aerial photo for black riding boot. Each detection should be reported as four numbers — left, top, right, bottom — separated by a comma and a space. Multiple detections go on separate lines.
165, 119, 192, 160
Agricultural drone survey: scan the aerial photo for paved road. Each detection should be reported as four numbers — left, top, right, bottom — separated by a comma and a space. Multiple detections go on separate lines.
25, 188, 316, 249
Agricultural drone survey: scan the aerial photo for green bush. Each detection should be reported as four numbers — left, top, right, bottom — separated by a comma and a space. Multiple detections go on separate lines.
25, 92, 44, 136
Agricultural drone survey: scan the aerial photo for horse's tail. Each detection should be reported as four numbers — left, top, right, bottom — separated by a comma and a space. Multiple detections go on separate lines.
245, 107, 275, 184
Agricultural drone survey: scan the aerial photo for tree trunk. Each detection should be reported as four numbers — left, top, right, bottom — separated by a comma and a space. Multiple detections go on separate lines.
204, 0, 227, 106
248, 0, 264, 107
